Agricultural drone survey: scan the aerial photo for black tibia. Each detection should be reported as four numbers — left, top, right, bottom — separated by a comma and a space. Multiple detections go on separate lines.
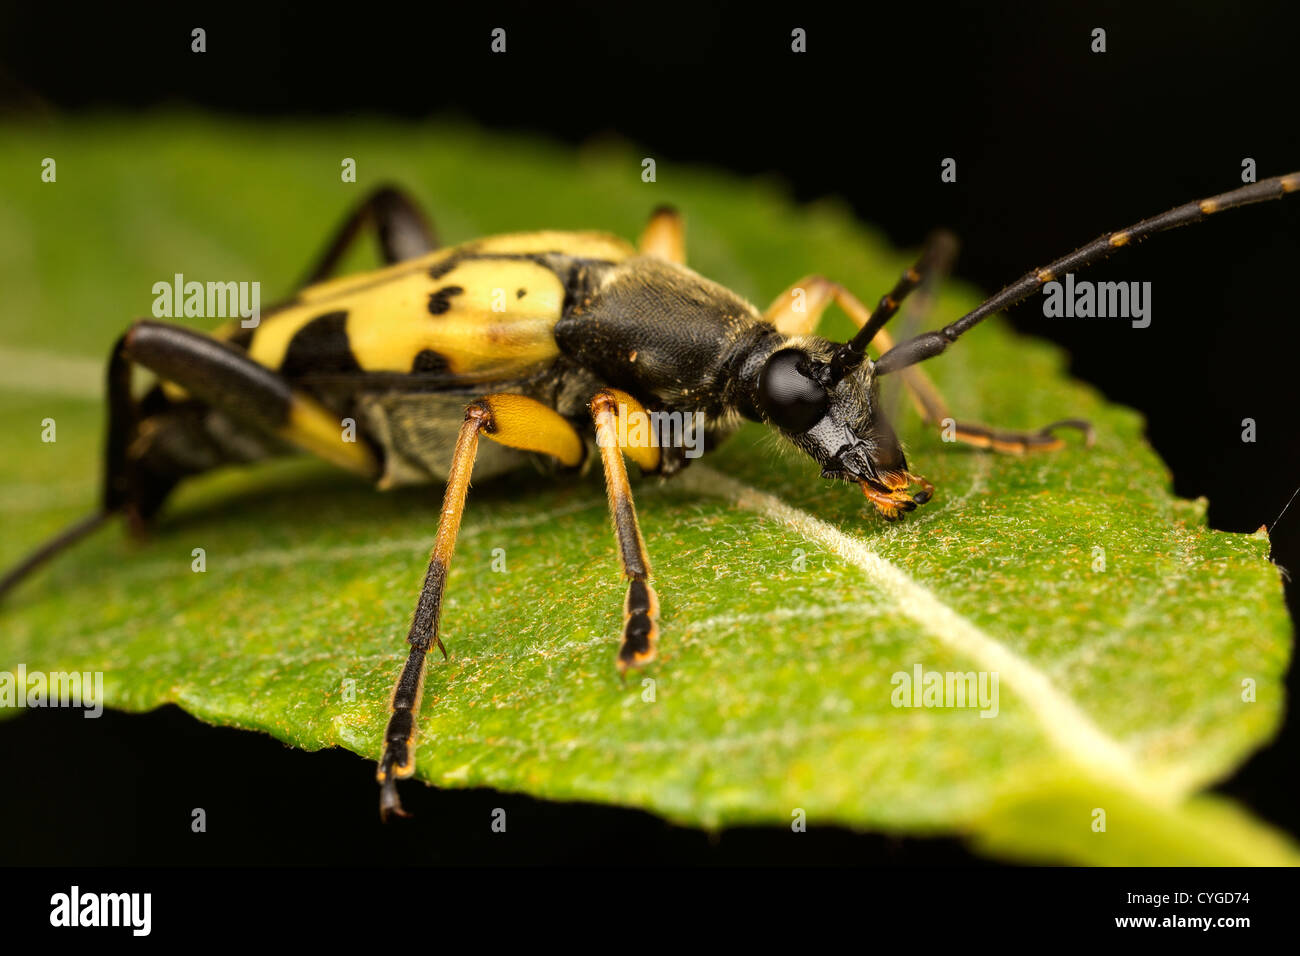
110, 320, 374, 527
108, 321, 295, 525
377, 403, 489, 821
590, 390, 660, 672
299, 184, 438, 288
123, 321, 296, 432
876, 171, 1300, 376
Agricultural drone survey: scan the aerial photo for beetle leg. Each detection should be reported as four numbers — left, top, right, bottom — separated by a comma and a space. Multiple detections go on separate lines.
103, 319, 380, 531
764, 274, 862, 337
377, 404, 486, 821
378, 394, 585, 820
590, 389, 660, 672
637, 205, 686, 264
871, 327, 1095, 453
115, 319, 379, 480
3, 315, 385, 597
764, 232, 958, 339
297, 184, 438, 288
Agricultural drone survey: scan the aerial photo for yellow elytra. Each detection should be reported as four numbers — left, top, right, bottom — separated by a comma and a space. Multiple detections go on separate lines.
224, 230, 637, 383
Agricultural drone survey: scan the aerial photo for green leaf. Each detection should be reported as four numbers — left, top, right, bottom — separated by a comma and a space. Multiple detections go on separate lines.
0, 117, 1294, 864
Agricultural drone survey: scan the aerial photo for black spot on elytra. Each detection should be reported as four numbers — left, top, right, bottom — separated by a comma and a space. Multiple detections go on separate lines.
516, 288, 526, 298
428, 256, 460, 280
280, 310, 362, 378
411, 349, 449, 374
427, 285, 464, 316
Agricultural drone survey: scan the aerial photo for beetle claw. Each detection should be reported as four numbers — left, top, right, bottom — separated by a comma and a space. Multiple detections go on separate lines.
379, 778, 411, 822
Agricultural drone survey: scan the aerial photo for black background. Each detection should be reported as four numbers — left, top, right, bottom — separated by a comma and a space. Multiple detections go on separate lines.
0, 1, 1297, 865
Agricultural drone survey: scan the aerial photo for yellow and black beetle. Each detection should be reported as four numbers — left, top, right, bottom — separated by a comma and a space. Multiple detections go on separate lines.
2, 172, 1297, 818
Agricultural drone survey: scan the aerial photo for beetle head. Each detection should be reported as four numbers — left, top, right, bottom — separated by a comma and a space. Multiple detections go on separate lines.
751, 335, 932, 519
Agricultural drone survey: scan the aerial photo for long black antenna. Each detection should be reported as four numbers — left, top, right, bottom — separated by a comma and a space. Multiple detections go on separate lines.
829, 231, 958, 383
874, 172, 1300, 376
0, 510, 116, 601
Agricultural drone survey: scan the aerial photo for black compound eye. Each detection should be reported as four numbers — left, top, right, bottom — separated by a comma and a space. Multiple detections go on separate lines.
757, 349, 830, 432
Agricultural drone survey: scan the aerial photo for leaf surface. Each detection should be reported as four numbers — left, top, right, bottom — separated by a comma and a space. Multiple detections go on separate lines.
0, 119, 1293, 863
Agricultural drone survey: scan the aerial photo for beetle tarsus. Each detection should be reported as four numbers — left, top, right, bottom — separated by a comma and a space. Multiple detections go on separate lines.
377, 748, 413, 822
0, 509, 116, 602
378, 777, 410, 822
1040, 418, 1095, 448
861, 475, 935, 520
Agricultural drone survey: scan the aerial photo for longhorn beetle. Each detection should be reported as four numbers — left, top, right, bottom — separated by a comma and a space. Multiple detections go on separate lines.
1, 171, 1296, 818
